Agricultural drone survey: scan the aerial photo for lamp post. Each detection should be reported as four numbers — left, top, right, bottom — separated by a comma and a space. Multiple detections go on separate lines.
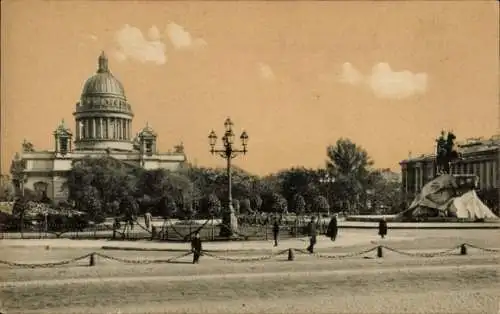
208, 117, 249, 237
319, 174, 335, 212
319, 174, 335, 232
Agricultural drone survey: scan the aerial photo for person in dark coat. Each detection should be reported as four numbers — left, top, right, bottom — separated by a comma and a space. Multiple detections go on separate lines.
378, 217, 388, 239
326, 214, 338, 241
306, 216, 318, 253
191, 232, 203, 264
272, 219, 280, 247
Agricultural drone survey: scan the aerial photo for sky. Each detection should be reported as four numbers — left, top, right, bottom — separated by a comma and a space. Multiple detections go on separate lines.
1, 1, 499, 176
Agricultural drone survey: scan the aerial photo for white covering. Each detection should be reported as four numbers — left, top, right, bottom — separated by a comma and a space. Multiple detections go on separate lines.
449, 190, 499, 220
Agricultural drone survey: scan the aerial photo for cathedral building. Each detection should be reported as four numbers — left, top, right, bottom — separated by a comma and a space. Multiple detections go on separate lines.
10, 52, 186, 202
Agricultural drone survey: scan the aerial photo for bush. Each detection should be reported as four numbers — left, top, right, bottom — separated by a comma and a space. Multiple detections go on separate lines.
240, 198, 251, 214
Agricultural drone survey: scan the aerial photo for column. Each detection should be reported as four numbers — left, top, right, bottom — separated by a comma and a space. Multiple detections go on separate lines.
480, 162, 485, 189
125, 120, 130, 140
95, 118, 100, 139
493, 161, 498, 188
128, 120, 131, 139
83, 119, 89, 139
119, 119, 123, 139
107, 118, 112, 139
419, 167, 423, 189
99, 118, 103, 139
75, 119, 80, 140
123, 119, 127, 140
485, 162, 490, 189
414, 167, 419, 193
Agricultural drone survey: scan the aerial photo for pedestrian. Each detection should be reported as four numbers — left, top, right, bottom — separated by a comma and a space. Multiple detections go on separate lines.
378, 217, 388, 239
272, 219, 280, 247
191, 231, 202, 264
306, 216, 318, 253
326, 214, 338, 241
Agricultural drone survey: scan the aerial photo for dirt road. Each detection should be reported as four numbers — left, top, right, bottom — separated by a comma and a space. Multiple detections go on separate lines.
2, 257, 499, 314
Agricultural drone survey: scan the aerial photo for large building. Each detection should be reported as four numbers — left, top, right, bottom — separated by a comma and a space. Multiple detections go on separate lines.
400, 135, 500, 212
10, 52, 186, 202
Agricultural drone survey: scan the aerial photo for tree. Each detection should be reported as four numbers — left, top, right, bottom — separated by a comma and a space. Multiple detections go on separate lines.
239, 198, 251, 214
232, 199, 240, 215
201, 193, 221, 218
65, 157, 137, 217
326, 138, 373, 213
264, 192, 287, 214
277, 167, 321, 204
137, 169, 200, 212
292, 193, 306, 215
365, 170, 403, 215
250, 194, 263, 212
312, 195, 330, 216
157, 195, 177, 219
0, 175, 14, 201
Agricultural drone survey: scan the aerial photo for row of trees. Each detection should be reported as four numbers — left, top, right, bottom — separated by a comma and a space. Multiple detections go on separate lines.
8, 138, 403, 222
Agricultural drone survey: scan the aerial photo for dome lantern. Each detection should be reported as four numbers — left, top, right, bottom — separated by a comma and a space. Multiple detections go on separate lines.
97, 51, 109, 73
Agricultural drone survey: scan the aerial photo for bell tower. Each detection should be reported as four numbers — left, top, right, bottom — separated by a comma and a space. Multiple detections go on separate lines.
138, 123, 157, 156
54, 119, 73, 155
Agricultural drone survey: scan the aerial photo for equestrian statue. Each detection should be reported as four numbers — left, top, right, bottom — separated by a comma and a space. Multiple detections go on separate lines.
435, 130, 461, 175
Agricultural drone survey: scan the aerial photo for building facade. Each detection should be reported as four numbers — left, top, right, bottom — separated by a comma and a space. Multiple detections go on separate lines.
10, 52, 186, 202
400, 135, 500, 211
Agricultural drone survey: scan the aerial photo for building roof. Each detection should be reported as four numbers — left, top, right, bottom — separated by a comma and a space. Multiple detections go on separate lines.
81, 52, 126, 99
400, 135, 499, 165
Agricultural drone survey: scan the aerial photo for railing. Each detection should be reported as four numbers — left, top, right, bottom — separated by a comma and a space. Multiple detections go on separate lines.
0, 219, 321, 242
0, 243, 498, 268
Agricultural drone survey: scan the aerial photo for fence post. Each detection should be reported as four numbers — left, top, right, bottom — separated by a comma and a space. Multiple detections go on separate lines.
377, 246, 383, 258
265, 225, 268, 241
288, 248, 295, 261
89, 253, 96, 266
211, 217, 215, 241
460, 244, 467, 255
151, 226, 157, 240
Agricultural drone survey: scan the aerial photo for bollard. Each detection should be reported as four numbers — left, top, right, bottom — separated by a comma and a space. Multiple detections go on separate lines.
89, 253, 96, 267
460, 244, 467, 255
288, 248, 295, 261
377, 246, 383, 258
151, 226, 157, 240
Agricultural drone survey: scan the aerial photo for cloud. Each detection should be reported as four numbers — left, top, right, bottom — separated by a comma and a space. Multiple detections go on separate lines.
338, 62, 428, 99
114, 24, 167, 65
258, 63, 275, 81
148, 26, 161, 41
368, 63, 427, 99
339, 62, 363, 85
166, 22, 207, 50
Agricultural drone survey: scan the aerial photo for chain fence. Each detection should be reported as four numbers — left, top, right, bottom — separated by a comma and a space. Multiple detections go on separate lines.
0, 253, 94, 268
1, 243, 498, 269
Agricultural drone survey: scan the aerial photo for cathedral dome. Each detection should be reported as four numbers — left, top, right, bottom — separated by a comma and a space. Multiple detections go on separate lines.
81, 52, 126, 99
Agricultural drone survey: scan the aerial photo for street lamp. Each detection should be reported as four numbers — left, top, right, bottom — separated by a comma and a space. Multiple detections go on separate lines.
208, 117, 248, 237
319, 174, 335, 231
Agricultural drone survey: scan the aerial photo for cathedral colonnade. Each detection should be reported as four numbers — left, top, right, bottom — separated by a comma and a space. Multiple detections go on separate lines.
75, 117, 132, 141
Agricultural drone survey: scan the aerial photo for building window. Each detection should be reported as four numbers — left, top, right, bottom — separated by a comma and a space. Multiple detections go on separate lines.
145, 141, 153, 155
59, 138, 68, 153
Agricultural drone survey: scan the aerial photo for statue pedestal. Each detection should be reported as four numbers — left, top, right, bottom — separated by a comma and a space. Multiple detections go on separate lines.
219, 204, 239, 238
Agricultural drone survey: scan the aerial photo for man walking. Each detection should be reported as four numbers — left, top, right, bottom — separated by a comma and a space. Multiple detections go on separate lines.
378, 217, 388, 239
306, 216, 318, 253
191, 232, 203, 264
272, 218, 280, 247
